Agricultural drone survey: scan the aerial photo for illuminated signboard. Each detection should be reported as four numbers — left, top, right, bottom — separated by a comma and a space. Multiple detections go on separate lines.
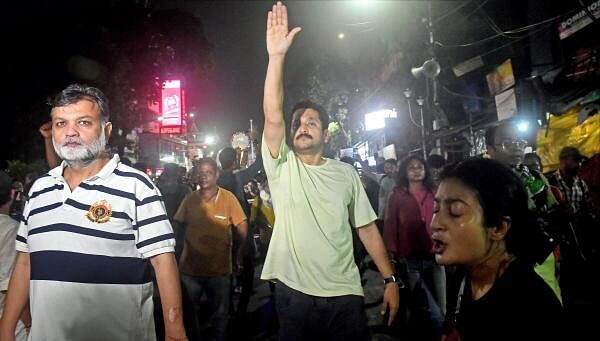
364, 109, 397, 131
160, 126, 182, 134
161, 80, 182, 128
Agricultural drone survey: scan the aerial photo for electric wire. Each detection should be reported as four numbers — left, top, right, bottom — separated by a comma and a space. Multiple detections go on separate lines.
432, 0, 479, 25
442, 86, 492, 101
435, 14, 559, 48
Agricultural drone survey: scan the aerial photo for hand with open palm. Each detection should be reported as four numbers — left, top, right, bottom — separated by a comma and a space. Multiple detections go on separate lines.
266, 1, 301, 57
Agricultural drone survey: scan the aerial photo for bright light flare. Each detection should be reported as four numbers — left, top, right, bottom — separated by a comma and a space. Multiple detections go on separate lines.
338, 33, 345, 39
364, 109, 397, 131
516, 121, 529, 132
353, 0, 374, 5
205, 136, 215, 144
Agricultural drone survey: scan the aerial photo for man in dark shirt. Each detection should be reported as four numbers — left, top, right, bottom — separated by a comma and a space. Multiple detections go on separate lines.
216, 147, 263, 315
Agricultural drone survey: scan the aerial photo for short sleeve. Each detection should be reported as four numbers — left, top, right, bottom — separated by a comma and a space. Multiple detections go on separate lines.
348, 167, 378, 228
261, 133, 289, 180
15, 197, 33, 253
135, 180, 175, 258
173, 193, 190, 224
228, 192, 247, 227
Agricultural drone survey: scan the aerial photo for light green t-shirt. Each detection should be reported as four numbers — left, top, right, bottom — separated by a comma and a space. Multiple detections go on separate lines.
260, 137, 377, 297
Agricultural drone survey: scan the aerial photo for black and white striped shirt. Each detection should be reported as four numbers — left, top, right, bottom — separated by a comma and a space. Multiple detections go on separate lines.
16, 154, 174, 340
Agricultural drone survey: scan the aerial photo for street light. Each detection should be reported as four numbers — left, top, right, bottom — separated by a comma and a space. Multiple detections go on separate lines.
517, 120, 529, 132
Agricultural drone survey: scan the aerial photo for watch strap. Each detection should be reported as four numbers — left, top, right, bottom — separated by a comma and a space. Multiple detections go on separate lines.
383, 274, 404, 287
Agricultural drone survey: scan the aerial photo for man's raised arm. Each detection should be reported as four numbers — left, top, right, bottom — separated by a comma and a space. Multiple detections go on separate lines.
263, 1, 301, 158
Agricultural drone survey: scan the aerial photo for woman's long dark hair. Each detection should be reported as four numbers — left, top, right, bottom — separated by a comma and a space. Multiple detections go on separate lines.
440, 157, 537, 265
396, 155, 435, 192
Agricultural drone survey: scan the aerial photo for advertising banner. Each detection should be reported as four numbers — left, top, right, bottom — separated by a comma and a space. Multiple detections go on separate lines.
161, 80, 183, 128
558, 0, 600, 40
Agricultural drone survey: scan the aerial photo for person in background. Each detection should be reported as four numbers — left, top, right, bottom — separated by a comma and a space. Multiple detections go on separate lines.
216, 146, 263, 315
341, 156, 380, 214
378, 159, 397, 222
250, 174, 275, 260
432, 158, 565, 341
156, 163, 192, 260
547, 146, 599, 340
173, 157, 248, 341
260, 3, 399, 339
485, 123, 561, 301
0, 171, 29, 341
427, 154, 447, 186
0, 83, 186, 341
384, 155, 445, 339
217, 147, 263, 217
523, 152, 543, 174
249, 174, 276, 293
8, 181, 24, 221
578, 153, 600, 221
39, 121, 60, 169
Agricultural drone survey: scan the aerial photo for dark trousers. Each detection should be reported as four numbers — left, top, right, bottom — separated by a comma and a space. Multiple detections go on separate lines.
181, 273, 231, 341
275, 282, 369, 341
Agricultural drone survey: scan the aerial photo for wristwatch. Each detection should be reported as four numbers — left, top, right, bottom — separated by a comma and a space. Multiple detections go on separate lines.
383, 274, 404, 287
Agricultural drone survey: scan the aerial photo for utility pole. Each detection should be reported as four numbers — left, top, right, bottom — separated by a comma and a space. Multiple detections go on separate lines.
417, 96, 427, 160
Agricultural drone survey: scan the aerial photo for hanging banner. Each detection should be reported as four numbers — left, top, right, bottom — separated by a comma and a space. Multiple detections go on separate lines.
495, 88, 517, 121
486, 59, 515, 96
558, 0, 600, 40
536, 105, 600, 172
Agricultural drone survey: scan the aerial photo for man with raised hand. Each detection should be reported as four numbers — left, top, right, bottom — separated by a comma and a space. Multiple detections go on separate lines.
260, 2, 400, 339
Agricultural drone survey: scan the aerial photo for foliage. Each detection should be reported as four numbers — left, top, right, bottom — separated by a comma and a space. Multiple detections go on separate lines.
5, 159, 49, 183
286, 56, 361, 156
101, 4, 213, 135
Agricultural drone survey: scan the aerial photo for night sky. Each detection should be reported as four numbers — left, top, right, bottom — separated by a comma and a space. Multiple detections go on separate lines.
3, 0, 573, 168
2, 0, 436, 165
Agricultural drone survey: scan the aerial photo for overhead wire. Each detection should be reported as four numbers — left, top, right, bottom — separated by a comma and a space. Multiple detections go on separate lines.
442, 86, 492, 101
435, 14, 560, 48
432, 0, 478, 25
479, 23, 551, 58
480, 10, 523, 39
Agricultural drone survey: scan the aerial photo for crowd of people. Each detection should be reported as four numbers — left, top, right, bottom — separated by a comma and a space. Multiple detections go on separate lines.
1, 2, 599, 341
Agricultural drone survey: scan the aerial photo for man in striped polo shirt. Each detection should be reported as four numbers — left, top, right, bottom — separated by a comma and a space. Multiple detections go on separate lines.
0, 84, 187, 340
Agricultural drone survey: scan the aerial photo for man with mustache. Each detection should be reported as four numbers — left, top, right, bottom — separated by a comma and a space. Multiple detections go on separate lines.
485, 122, 561, 301
0, 84, 187, 341
260, 3, 400, 340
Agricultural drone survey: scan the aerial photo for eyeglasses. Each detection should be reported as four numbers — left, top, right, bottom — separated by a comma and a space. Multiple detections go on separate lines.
496, 139, 528, 150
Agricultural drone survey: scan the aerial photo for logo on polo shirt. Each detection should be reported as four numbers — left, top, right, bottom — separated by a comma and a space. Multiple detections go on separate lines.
87, 200, 112, 223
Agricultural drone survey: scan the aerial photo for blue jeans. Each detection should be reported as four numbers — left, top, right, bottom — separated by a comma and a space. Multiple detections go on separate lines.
275, 282, 369, 341
181, 273, 231, 341
402, 257, 446, 331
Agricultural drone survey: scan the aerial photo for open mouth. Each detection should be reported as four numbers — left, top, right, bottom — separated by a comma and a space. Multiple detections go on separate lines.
432, 238, 446, 254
